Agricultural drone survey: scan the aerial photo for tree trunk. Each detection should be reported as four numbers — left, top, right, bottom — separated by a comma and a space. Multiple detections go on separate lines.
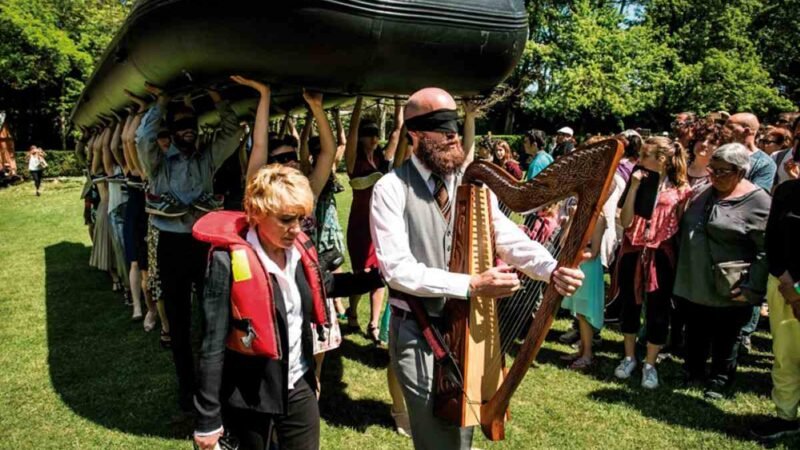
503, 105, 515, 134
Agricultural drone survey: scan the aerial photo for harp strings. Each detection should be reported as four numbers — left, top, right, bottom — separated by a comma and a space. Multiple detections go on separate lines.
487, 200, 575, 374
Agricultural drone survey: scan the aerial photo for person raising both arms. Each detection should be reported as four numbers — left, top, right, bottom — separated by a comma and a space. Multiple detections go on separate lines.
344, 96, 403, 343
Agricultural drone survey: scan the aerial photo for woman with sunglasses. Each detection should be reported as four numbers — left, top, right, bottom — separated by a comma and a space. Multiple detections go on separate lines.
192, 164, 383, 450
613, 136, 692, 389
686, 120, 722, 189
673, 143, 771, 399
343, 97, 403, 343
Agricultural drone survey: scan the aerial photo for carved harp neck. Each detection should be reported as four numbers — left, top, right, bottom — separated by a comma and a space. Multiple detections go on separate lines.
464, 139, 623, 441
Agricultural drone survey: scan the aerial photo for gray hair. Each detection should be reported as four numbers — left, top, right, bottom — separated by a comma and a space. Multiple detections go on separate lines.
712, 143, 751, 172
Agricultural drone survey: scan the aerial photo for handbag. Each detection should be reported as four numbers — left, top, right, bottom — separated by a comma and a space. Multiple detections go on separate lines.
703, 191, 751, 298
711, 260, 750, 298
318, 246, 344, 273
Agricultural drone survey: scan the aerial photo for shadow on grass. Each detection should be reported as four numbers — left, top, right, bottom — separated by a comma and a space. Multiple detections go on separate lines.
45, 242, 183, 439
318, 341, 394, 432
588, 387, 765, 440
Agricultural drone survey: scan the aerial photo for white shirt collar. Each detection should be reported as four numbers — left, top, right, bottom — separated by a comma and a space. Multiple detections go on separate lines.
246, 226, 300, 277
411, 153, 455, 188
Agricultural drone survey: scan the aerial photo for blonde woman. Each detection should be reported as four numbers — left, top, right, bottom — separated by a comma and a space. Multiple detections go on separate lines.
193, 165, 382, 450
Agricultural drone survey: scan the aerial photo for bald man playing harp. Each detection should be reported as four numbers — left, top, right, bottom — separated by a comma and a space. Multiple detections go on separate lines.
369, 87, 586, 449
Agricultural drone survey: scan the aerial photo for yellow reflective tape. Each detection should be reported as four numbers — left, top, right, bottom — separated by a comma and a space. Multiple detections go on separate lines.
231, 249, 252, 282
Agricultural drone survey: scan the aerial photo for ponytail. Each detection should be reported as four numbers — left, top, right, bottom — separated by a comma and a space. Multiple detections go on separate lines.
669, 141, 688, 187
641, 136, 689, 188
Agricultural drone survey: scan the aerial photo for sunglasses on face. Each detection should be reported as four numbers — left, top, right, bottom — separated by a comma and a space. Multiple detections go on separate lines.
268, 151, 299, 165
671, 121, 693, 129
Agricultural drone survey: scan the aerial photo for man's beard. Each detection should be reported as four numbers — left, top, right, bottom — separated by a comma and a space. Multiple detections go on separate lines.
416, 136, 465, 176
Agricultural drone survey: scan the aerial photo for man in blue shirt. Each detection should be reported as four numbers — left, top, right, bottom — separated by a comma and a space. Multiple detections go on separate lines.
135, 82, 244, 415
723, 112, 776, 192
523, 128, 552, 181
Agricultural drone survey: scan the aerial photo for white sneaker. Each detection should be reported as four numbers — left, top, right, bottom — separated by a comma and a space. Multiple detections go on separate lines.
641, 364, 659, 389
391, 411, 412, 438
614, 357, 637, 379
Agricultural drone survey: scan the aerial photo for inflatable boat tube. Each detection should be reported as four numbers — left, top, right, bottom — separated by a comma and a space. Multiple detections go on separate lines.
71, 0, 528, 128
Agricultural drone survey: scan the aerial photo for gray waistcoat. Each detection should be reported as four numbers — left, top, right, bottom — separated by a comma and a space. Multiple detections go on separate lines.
391, 160, 462, 316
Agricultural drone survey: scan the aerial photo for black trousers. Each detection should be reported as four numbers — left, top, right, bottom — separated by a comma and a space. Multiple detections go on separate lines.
30, 169, 43, 190
226, 377, 320, 450
157, 230, 209, 410
618, 250, 673, 346
684, 300, 752, 386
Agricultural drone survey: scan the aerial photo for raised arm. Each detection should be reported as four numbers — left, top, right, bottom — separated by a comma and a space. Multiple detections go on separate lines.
101, 125, 115, 176
299, 109, 314, 176
110, 117, 126, 171
133, 84, 168, 176
287, 115, 300, 142
89, 132, 102, 175
209, 86, 246, 170
304, 91, 336, 197
383, 98, 404, 162
462, 99, 478, 165
231, 76, 270, 182
344, 96, 363, 175
125, 106, 148, 177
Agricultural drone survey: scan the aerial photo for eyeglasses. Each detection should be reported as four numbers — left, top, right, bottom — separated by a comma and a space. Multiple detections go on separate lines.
706, 166, 739, 177
762, 139, 783, 145
277, 214, 305, 226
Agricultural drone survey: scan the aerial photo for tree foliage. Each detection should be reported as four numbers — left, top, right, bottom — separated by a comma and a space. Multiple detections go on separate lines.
0, 0, 796, 146
0, 0, 128, 148
645, 0, 793, 116
492, 0, 795, 134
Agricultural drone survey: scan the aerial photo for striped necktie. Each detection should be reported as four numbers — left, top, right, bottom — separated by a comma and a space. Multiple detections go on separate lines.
432, 174, 451, 222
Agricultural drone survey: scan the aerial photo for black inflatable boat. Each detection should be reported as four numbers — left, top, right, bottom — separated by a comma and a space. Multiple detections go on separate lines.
71, 0, 528, 128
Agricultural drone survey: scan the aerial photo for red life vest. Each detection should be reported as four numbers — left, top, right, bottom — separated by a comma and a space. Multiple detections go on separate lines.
193, 211, 329, 359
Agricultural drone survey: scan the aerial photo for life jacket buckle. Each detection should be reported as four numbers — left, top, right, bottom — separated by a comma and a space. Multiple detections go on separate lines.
241, 323, 258, 348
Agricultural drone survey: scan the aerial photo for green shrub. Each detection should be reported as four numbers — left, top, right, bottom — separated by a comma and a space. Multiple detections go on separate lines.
15, 151, 82, 179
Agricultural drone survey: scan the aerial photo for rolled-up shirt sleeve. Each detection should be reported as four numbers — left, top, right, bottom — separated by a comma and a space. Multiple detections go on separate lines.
135, 104, 165, 177
490, 192, 558, 282
370, 175, 472, 299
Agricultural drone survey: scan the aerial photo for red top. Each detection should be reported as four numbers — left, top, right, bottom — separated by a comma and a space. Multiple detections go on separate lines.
625, 184, 693, 248
611, 183, 692, 304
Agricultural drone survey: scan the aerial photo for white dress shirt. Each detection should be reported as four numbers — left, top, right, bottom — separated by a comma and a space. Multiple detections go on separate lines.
247, 227, 308, 389
370, 155, 558, 311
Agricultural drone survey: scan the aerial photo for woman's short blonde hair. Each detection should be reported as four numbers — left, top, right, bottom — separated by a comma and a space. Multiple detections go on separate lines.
244, 164, 314, 225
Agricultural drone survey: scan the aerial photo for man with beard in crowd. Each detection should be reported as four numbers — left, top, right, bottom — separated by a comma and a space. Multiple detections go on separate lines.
369, 87, 586, 449
723, 112, 777, 192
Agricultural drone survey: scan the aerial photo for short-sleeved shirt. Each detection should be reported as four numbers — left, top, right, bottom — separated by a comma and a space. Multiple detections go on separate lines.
525, 151, 554, 180
747, 149, 777, 192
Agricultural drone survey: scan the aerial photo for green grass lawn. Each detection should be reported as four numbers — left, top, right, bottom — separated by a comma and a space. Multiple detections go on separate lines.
0, 177, 795, 449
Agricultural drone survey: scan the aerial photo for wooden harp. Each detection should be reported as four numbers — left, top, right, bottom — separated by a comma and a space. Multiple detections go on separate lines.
434, 139, 623, 440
